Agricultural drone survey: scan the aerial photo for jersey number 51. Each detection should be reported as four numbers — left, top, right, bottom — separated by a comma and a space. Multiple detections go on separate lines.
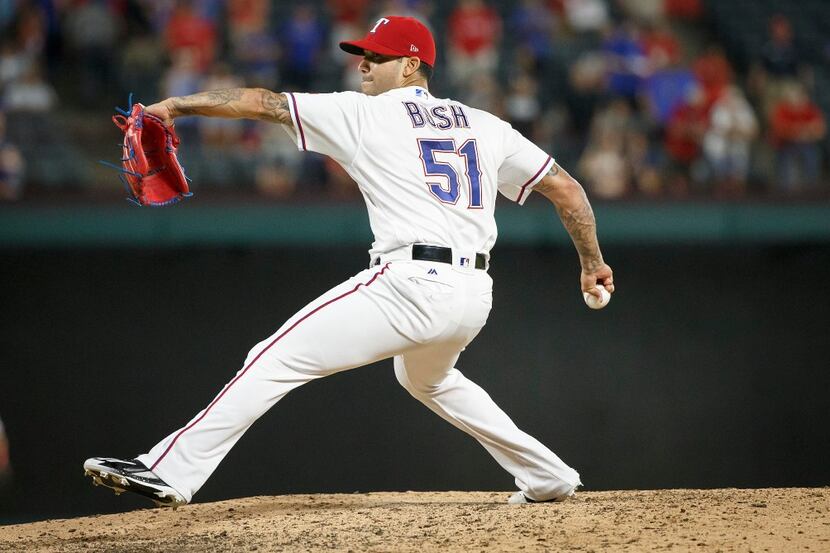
418, 139, 483, 209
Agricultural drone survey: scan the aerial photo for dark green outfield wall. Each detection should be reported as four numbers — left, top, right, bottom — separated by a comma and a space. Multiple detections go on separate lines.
2, 201, 830, 247
1, 243, 828, 523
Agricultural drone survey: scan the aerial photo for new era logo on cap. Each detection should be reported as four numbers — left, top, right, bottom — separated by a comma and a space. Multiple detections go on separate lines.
339, 16, 436, 67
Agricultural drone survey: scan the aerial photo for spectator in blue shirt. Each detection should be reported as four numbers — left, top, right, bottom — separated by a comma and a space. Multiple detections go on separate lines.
602, 21, 648, 102
279, 4, 327, 90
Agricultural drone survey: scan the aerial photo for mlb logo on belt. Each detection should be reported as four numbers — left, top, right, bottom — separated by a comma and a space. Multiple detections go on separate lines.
459, 257, 470, 267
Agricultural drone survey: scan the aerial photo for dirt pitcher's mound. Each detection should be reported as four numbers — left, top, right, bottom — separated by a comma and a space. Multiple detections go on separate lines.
1, 488, 828, 552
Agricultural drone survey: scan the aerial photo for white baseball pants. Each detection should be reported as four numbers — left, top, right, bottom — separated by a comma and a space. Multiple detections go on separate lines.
137, 253, 581, 502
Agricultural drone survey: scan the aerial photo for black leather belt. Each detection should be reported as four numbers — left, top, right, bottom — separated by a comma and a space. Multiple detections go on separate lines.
372, 245, 487, 269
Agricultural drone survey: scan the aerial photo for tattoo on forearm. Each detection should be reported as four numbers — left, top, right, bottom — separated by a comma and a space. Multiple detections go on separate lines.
171, 89, 245, 115
554, 189, 603, 271
205, 88, 244, 106
534, 161, 603, 270
167, 88, 293, 127
260, 91, 293, 125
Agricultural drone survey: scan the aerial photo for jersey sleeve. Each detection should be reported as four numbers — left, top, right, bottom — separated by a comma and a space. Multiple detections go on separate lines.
496, 125, 554, 205
284, 91, 366, 165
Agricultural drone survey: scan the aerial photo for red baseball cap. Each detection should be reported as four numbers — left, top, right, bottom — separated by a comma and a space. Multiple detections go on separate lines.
340, 16, 436, 67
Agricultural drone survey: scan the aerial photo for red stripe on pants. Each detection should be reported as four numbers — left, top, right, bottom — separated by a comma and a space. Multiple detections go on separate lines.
150, 264, 391, 470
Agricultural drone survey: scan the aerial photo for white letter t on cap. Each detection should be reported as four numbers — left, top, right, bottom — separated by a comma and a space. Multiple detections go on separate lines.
371, 17, 390, 33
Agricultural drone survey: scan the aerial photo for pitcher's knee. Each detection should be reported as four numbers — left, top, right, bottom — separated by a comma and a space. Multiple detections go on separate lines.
393, 359, 427, 395
393, 358, 414, 392
243, 337, 274, 367
394, 358, 444, 396
242, 341, 322, 380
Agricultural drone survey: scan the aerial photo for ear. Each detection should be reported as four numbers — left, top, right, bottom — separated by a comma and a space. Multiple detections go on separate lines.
402, 57, 422, 78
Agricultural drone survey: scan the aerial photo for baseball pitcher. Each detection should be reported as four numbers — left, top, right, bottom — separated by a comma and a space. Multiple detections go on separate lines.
85, 16, 614, 507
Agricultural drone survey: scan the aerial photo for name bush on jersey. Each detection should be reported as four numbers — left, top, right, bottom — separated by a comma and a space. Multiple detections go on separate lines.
403, 101, 470, 130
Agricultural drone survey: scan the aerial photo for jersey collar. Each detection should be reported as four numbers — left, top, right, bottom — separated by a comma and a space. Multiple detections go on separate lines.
382, 86, 431, 99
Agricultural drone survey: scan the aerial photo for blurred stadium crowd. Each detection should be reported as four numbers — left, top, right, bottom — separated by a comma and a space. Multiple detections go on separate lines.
0, 0, 829, 202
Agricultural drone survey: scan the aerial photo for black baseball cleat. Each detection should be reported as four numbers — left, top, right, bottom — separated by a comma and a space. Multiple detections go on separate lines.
83, 457, 187, 509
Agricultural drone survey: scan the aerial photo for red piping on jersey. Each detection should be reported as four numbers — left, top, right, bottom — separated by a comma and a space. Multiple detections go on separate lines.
150, 263, 391, 471
516, 155, 552, 204
289, 93, 307, 151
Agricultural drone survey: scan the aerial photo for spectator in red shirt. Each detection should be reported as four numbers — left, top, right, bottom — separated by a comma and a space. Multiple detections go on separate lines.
664, 0, 702, 20
641, 20, 681, 71
664, 85, 709, 196
228, 0, 269, 34
448, 0, 502, 88
769, 83, 826, 193
693, 44, 733, 111
165, 1, 217, 72
326, 0, 371, 25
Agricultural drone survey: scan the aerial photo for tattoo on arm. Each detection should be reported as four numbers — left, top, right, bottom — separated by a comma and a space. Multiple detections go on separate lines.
531, 163, 560, 195
553, 184, 604, 271
557, 204, 602, 270
532, 161, 602, 270
167, 88, 292, 127
547, 163, 560, 177
170, 89, 245, 116
259, 90, 293, 126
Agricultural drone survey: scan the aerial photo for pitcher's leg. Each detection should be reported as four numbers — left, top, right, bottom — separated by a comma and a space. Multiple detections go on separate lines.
138, 265, 412, 501
394, 347, 581, 501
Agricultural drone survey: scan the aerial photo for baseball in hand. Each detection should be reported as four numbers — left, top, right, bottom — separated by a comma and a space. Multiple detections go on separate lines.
583, 285, 611, 309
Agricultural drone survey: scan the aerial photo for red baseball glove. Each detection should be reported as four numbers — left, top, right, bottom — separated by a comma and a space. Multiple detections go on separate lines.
109, 102, 192, 206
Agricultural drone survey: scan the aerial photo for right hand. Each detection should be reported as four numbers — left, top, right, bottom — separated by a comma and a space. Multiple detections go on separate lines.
144, 100, 176, 127
581, 263, 615, 299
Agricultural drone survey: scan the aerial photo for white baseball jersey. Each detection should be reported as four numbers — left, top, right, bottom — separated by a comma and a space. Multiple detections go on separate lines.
133, 85, 580, 506
283, 86, 554, 257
